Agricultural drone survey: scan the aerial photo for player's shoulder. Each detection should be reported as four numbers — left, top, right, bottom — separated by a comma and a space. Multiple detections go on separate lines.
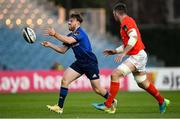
77, 27, 88, 38
77, 27, 86, 34
67, 32, 73, 37
122, 16, 135, 24
121, 16, 137, 31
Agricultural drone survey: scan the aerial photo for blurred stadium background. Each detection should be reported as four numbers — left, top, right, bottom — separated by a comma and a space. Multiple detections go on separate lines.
0, 0, 180, 118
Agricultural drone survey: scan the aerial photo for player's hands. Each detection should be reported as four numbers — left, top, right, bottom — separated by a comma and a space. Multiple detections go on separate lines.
114, 53, 125, 62
40, 41, 52, 47
44, 28, 56, 36
103, 49, 117, 56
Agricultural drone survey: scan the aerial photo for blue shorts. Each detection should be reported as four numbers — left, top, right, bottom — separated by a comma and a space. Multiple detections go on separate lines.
70, 61, 100, 80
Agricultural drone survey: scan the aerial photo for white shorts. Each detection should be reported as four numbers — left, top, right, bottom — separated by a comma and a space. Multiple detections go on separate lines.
127, 50, 148, 72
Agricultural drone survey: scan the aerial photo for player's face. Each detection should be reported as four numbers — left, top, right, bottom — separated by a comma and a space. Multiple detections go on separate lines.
113, 10, 119, 21
68, 18, 79, 31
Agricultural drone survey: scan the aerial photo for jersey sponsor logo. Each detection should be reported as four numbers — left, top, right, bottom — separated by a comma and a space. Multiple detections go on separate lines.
74, 31, 80, 36
92, 74, 98, 78
123, 25, 128, 31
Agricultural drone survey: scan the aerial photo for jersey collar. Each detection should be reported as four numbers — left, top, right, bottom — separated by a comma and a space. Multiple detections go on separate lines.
73, 26, 81, 33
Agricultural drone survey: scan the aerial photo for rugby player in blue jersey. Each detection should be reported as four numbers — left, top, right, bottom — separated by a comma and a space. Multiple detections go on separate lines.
41, 13, 117, 114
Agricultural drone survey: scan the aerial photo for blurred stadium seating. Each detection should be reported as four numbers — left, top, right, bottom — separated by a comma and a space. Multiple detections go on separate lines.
0, 0, 164, 70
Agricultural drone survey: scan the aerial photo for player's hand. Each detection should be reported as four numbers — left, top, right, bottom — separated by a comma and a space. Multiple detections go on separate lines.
103, 49, 117, 56
40, 41, 52, 47
114, 53, 125, 62
44, 28, 56, 36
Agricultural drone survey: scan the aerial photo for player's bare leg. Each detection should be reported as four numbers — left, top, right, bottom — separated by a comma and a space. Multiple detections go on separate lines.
47, 67, 81, 114
60, 67, 82, 88
90, 79, 107, 97
133, 72, 170, 113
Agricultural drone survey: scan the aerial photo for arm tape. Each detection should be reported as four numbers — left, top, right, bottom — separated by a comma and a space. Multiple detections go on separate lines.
127, 28, 138, 47
115, 45, 124, 53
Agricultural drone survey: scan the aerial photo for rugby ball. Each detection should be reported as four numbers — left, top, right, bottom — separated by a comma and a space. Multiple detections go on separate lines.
22, 27, 36, 43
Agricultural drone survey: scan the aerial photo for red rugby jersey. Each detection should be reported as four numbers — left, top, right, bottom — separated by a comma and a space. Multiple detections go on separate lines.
120, 16, 145, 55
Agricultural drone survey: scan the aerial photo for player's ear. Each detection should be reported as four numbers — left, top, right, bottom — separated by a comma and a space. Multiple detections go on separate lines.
113, 10, 116, 15
113, 11, 119, 21
78, 22, 81, 25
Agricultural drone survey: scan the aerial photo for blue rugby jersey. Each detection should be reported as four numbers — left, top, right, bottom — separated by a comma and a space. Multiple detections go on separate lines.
63, 27, 98, 63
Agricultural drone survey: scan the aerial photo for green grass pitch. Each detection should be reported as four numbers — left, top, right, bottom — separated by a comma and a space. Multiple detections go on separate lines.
0, 91, 180, 118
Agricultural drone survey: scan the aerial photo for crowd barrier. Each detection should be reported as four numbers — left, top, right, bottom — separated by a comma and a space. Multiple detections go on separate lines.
0, 68, 179, 93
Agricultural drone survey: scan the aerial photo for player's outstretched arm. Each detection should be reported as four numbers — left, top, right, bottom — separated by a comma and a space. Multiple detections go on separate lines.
44, 28, 76, 44
41, 41, 68, 54
103, 49, 118, 56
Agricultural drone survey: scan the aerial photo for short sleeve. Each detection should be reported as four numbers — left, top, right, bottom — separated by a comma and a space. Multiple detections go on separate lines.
63, 42, 71, 48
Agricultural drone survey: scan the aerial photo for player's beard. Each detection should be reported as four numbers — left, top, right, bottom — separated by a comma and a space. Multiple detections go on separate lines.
69, 26, 76, 31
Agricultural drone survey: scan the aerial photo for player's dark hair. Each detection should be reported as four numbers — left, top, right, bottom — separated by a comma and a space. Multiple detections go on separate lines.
113, 2, 127, 14
70, 13, 83, 23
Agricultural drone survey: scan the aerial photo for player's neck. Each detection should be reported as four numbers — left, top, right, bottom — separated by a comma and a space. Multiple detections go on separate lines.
119, 14, 127, 23
73, 25, 80, 32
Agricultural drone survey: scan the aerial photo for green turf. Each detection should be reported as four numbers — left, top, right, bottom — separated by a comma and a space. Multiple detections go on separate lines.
0, 91, 179, 118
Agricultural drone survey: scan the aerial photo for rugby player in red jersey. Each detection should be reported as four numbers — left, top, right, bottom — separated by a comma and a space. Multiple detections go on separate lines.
92, 3, 170, 114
